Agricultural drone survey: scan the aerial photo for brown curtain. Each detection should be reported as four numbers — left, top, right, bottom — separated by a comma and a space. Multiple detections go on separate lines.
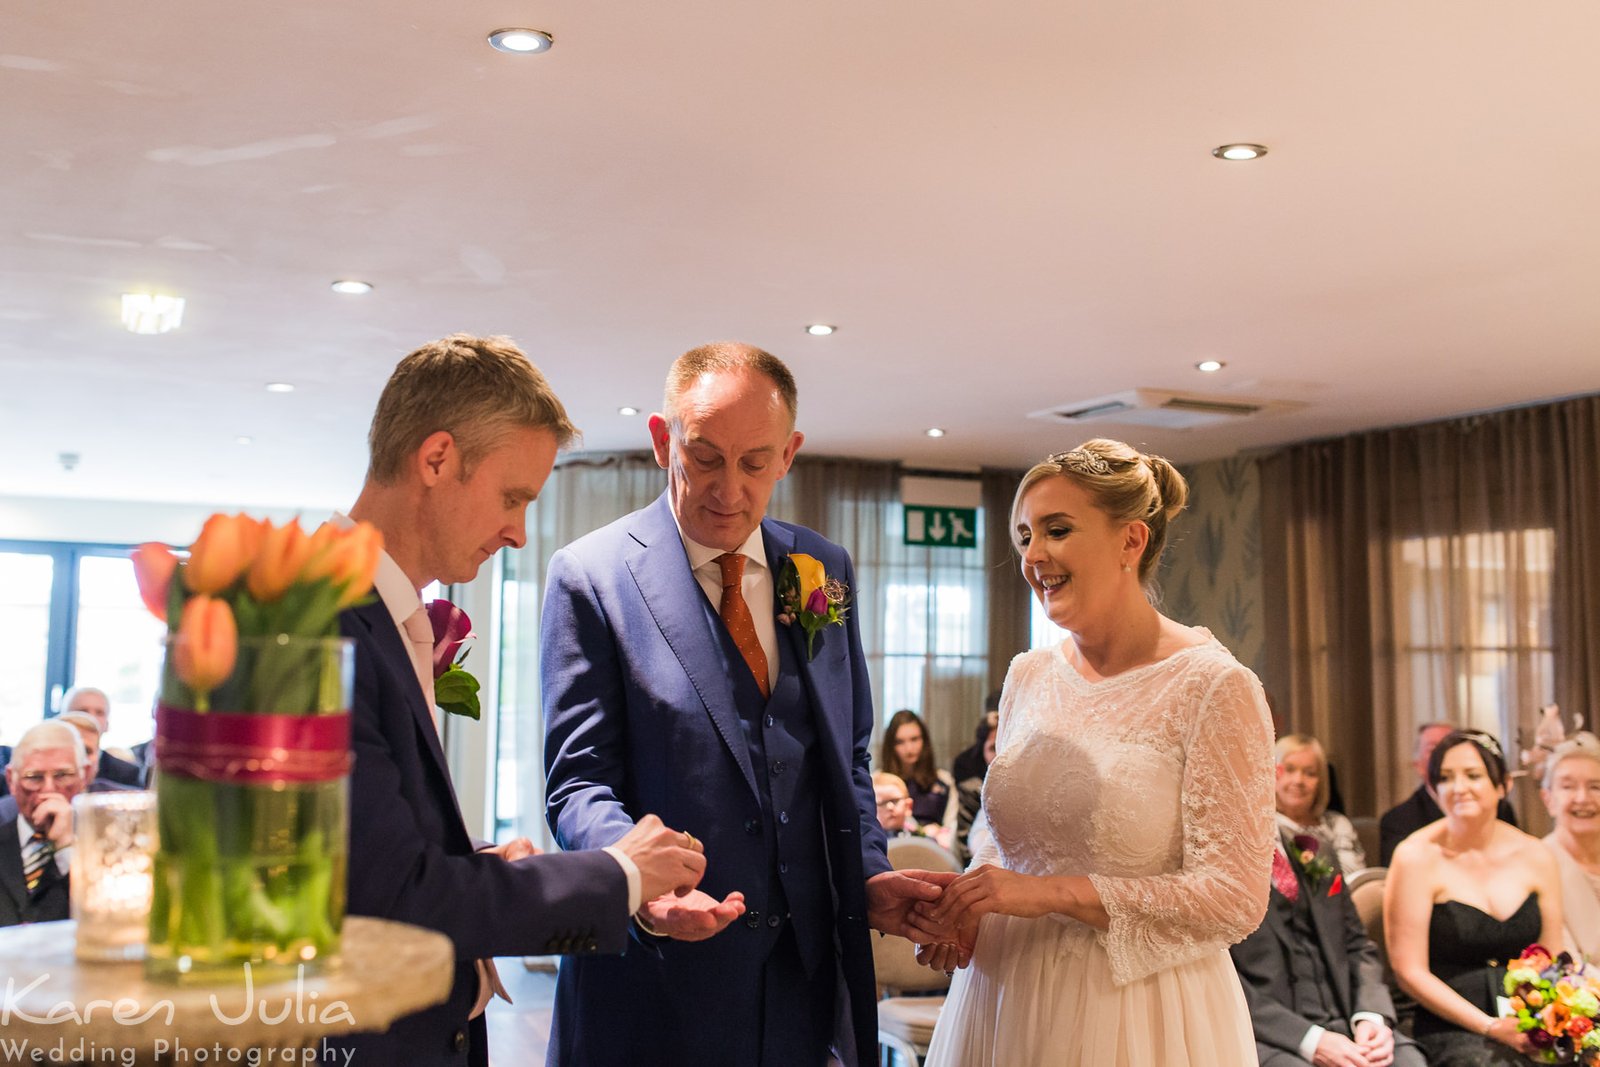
1262, 394, 1600, 825
982, 466, 1032, 694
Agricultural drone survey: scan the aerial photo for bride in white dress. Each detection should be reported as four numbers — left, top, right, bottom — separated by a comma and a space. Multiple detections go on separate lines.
920, 440, 1276, 1067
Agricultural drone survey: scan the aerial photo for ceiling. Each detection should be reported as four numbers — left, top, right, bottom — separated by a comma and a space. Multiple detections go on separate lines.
5, 2, 1598, 511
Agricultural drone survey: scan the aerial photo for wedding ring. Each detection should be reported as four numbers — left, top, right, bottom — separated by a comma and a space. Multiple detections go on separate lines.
683, 831, 699, 851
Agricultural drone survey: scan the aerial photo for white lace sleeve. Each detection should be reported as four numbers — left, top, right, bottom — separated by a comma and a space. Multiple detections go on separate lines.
1087, 665, 1275, 985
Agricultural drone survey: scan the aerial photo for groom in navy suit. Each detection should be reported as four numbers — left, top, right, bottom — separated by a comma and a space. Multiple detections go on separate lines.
333, 334, 708, 1066
542, 343, 952, 1066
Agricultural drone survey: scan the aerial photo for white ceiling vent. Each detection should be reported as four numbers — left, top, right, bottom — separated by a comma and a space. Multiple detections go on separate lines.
1028, 389, 1304, 430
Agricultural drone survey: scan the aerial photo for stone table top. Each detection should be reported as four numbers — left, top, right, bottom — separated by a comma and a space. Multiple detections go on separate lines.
0, 917, 453, 1061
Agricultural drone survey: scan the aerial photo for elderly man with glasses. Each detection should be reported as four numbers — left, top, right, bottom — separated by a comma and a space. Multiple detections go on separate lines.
1, 720, 88, 926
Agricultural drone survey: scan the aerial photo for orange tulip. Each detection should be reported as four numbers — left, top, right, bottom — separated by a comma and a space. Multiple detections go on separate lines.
131, 542, 179, 621
174, 595, 238, 695
247, 518, 314, 601
184, 513, 264, 595
304, 522, 384, 607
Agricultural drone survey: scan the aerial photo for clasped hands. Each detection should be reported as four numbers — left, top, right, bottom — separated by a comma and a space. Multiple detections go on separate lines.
888, 863, 1088, 974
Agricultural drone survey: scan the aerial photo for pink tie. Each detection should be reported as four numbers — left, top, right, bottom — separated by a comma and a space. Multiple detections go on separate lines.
1271, 848, 1301, 903
402, 607, 437, 721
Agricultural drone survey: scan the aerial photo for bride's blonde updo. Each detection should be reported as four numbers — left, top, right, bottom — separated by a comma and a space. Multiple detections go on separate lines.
1010, 438, 1189, 586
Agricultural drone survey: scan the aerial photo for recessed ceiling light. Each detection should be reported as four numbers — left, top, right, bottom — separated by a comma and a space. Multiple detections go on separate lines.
805, 324, 836, 336
265, 382, 295, 393
1212, 144, 1267, 161
1195, 359, 1226, 373
925, 427, 946, 438
487, 28, 553, 54
121, 293, 185, 334
330, 279, 373, 295
618, 405, 640, 416
235, 436, 253, 446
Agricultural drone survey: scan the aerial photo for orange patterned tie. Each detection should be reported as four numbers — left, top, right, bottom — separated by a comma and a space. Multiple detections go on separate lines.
717, 553, 770, 699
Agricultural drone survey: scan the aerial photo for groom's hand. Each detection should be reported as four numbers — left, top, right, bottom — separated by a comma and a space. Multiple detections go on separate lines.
639, 889, 747, 941
866, 869, 959, 943
614, 814, 707, 901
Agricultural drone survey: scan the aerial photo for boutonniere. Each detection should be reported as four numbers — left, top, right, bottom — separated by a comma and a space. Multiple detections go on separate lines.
775, 553, 849, 659
428, 599, 481, 720
1291, 834, 1342, 896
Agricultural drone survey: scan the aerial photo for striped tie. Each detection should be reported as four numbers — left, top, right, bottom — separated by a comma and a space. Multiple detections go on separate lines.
22, 832, 53, 895
717, 553, 770, 699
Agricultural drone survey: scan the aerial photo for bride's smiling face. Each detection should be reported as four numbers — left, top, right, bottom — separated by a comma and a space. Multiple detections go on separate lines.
1014, 475, 1141, 633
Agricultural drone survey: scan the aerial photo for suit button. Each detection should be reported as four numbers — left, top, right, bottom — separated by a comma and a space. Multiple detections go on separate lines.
767, 915, 781, 928
744, 819, 760, 835
745, 911, 761, 929
584, 938, 598, 953
771, 760, 785, 775
765, 714, 775, 728
779, 811, 789, 825
452, 1029, 467, 1053
780, 862, 788, 874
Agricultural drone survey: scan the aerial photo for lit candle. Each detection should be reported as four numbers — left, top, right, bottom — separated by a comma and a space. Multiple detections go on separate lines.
72, 793, 157, 962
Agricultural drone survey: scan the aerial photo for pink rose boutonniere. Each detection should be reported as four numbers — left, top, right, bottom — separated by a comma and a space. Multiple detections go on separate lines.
428, 599, 481, 720
776, 552, 849, 659
1291, 833, 1342, 896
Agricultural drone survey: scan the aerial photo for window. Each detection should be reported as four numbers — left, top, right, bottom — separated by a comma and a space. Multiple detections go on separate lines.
1391, 528, 1555, 737
0, 541, 163, 750
1028, 595, 1069, 650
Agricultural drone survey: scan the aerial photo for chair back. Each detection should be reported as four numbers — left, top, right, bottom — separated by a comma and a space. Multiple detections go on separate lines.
871, 930, 951, 997
886, 834, 962, 874
1350, 816, 1380, 868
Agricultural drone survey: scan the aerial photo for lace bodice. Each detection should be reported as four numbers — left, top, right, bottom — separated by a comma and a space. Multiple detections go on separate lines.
972, 633, 1275, 986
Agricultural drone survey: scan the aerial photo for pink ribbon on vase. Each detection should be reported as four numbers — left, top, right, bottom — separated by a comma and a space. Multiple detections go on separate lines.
154, 705, 353, 785
426, 599, 472, 680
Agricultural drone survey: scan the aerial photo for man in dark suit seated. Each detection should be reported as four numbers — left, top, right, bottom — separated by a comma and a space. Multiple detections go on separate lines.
1, 720, 88, 927
59, 686, 145, 788
1232, 829, 1425, 1067
1379, 721, 1517, 864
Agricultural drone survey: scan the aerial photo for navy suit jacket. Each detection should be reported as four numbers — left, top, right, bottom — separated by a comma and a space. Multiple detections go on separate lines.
541, 493, 891, 1066
334, 598, 630, 1067
0, 796, 70, 927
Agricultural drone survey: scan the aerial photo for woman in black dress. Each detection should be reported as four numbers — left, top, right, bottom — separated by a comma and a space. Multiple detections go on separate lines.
1385, 730, 1565, 1065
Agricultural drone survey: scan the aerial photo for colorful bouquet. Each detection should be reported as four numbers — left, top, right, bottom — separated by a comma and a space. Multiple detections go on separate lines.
1503, 944, 1600, 1064
775, 552, 849, 659
132, 514, 381, 981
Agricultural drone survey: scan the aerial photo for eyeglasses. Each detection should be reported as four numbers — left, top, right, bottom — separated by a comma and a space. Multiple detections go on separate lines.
14, 770, 82, 791
876, 796, 912, 810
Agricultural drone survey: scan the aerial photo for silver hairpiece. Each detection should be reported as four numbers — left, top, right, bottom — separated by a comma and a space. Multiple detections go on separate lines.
1046, 449, 1114, 476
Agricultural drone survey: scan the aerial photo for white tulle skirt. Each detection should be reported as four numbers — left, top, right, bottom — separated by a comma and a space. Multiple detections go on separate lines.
922, 912, 1257, 1067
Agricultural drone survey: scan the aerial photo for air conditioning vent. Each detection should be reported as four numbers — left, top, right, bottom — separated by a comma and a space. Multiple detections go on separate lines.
1029, 389, 1303, 430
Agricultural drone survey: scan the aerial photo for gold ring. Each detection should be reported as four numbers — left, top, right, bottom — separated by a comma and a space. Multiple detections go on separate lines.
683, 831, 698, 851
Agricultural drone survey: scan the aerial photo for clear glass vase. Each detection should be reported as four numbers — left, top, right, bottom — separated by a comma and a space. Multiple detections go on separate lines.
145, 634, 352, 984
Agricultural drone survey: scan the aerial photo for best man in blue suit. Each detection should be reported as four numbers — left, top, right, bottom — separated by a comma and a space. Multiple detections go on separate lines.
332, 334, 708, 1067
541, 342, 953, 1066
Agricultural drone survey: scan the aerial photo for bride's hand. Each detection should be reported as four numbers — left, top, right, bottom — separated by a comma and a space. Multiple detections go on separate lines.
927, 864, 1060, 929
915, 941, 963, 974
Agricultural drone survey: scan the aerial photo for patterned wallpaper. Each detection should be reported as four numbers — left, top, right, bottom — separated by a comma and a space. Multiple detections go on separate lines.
1161, 455, 1266, 679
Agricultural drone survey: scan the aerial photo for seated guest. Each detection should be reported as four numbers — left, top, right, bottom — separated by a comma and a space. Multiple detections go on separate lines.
950, 690, 1001, 785
56, 712, 137, 793
872, 772, 915, 835
1, 721, 87, 926
1381, 721, 1518, 865
1232, 826, 1424, 1066
878, 709, 956, 850
1541, 731, 1600, 960
1275, 734, 1366, 873
1386, 730, 1562, 1065
60, 686, 143, 786
953, 711, 999, 861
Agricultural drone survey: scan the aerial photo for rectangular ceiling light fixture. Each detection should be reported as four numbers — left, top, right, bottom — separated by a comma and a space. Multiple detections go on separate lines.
121, 293, 185, 335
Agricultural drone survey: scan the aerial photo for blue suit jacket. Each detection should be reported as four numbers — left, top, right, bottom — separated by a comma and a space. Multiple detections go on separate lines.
541, 493, 891, 1066
335, 598, 630, 1067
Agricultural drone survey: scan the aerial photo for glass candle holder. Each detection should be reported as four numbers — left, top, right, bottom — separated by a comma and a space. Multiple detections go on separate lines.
71, 792, 157, 962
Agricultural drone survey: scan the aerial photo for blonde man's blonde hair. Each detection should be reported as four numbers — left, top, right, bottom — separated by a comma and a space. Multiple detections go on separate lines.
1274, 733, 1331, 818
662, 342, 798, 430
367, 333, 578, 484
1010, 438, 1189, 589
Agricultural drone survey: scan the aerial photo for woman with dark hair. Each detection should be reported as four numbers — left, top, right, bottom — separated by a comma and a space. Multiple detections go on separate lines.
879, 709, 956, 850
1385, 729, 1564, 1065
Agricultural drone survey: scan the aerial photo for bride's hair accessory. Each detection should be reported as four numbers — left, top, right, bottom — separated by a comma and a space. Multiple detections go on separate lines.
1045, 449, 1115, 477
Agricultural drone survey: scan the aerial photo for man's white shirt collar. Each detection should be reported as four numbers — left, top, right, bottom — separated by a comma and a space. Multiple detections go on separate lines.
677, 524, 769, 578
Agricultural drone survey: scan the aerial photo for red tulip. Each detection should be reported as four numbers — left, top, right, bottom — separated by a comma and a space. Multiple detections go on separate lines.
131, 542, 179, 621
174, 595, 238, 695
184, 513, 264, 595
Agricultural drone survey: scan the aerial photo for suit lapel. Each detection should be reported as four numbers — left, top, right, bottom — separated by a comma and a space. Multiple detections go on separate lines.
0, 816, 29, 914
628, 495, 761, 802
350, 600, 471, 835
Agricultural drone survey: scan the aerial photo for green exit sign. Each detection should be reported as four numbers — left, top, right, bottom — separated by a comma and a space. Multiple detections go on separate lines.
903, 505, 978, 548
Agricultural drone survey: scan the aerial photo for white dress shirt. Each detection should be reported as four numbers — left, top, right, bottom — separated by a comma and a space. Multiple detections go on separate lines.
676, 524, 780, 693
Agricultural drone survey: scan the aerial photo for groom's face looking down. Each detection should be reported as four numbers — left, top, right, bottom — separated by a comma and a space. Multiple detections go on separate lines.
649, 353, 803, 552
